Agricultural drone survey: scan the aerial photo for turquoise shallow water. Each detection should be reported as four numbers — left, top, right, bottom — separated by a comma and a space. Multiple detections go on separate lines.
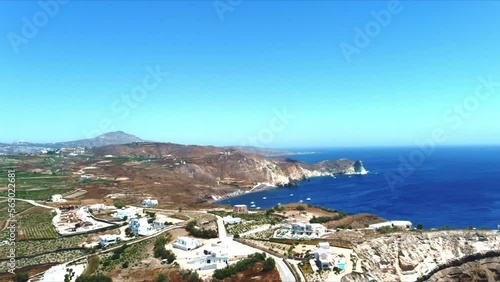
216, 146, 500, 229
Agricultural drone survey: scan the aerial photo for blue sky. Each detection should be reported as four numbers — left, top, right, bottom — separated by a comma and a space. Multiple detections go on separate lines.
1, 1, 500, 148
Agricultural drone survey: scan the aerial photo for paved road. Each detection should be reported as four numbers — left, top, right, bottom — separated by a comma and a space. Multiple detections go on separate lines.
215, 215, 296, 282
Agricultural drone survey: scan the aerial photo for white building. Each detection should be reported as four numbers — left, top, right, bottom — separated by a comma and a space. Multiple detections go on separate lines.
173, 237, 202, 251
51, 194, 64, 202
223, 215, 241, 225
99, 234, 120, 247
312, 242, 346, 271
80, 174, 95, 180
142, 198, 158, 208
315, 247, 332, 270
129, 217, 155, 236
113, 207, 140, 220
187, 248, 229, 271
291, 222, 327, 238
368, 220, 413, 230
153, 219, 171, 230
89, 204, 106, 211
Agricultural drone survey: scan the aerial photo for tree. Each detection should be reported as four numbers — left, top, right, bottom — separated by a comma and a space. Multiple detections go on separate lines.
265, 208, 274, 216
296, 205, 305, 211
262, 257, 276, 272
12, 272, 29, 282
155, 273, 169, 282
416, 224, 423, 230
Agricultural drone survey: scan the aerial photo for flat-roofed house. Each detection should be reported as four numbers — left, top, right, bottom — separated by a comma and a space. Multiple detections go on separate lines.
173, 237, 202, 251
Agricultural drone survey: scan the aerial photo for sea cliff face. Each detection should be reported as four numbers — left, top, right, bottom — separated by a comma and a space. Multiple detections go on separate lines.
345, 231, 500, 282
85, 143, 368, 202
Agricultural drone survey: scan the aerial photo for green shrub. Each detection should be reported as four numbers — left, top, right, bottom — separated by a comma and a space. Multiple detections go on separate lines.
155, 273, 169, 282
12, 272, 29, 282
262, 258, 276, 272
75, 273, 113, 282
213, 253, 266, 280
186, 221, 218, 239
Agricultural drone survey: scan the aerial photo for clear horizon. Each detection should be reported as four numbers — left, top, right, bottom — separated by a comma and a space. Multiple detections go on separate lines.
2, 1, 500, 147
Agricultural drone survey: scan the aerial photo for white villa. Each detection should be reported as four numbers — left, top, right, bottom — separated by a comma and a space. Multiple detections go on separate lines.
187, 247, 229, 271
129, 217, 155, 236
313, 242, 347, 271
275, 222, 329, 240
173, 237, 202, 251
51, 194, 64, 202
99, 234, 120, 247
223, 215, 241, 225
368, 220, 413, 230
142, 198, 158, 208
113, 207, 140, 220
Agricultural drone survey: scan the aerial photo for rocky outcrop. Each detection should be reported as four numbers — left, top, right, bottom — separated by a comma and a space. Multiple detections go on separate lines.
352, 231, 500, 282
424, 255, 500, 282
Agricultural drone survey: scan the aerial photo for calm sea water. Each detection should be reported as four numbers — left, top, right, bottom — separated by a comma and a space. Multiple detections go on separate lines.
216, 146, 500, 229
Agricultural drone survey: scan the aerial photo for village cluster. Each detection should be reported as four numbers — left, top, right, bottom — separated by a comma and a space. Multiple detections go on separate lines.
37, 194, 415, 282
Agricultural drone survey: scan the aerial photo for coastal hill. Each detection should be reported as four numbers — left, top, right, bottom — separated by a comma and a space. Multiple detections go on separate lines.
81, 142, 367, 205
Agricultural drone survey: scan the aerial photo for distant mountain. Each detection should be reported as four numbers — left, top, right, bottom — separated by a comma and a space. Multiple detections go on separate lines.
54, 131, 144, 148
0, 131, 145, 154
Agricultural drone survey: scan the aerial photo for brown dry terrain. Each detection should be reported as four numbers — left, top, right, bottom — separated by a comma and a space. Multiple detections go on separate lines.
5, 142, 361, 208
326, 213, 386, 229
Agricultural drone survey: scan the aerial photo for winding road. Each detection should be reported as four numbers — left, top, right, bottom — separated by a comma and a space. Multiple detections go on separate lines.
215, 215, 296, 282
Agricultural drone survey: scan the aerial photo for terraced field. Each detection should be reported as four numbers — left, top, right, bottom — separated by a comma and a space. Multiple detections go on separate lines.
15, 208, 58, 240
0, 200, 33, 224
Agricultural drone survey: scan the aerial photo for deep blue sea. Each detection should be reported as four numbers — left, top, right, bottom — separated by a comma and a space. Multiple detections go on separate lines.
216, 146, 500, 229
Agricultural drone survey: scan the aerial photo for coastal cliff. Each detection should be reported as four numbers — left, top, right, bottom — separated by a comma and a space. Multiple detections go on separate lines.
343, 230, 500, 282
83, 143, 368, 203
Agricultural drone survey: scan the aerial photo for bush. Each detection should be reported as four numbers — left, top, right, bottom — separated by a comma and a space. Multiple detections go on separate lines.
265, 208, 274, 216
154, 236, 176, 263
75, 274, 113, 282
155, 273, 169, 282
121, 261, 129, 268
12, 272, 29, 282
213, 253, 266, 280
186, 220, 218, 239
180, 270, 200, 282
262, 258, 276, 272
416, 224, 423, 230
296, 205, 305, 211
